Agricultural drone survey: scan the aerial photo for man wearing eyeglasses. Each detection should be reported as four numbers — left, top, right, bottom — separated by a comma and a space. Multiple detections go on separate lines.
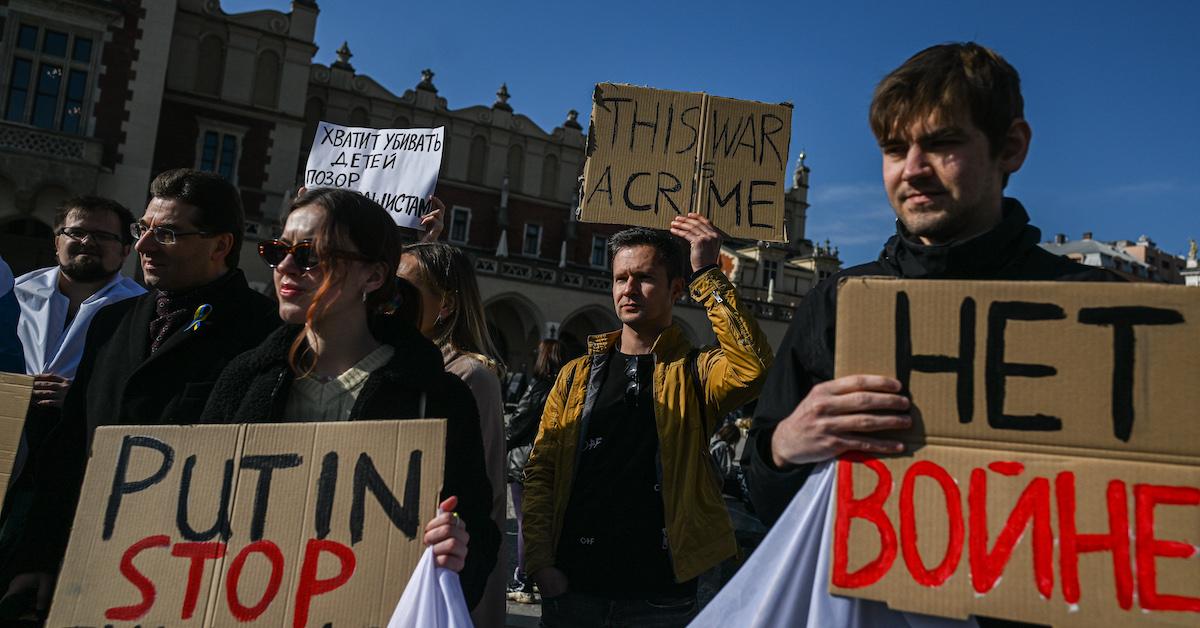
0, 169, 280, 618
524, 216, 773, 627
13, 196, 144, 409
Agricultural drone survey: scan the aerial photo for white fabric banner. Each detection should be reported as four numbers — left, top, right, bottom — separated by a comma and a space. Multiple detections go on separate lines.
303, 121, 444, 229
387, 545, 472, 628
691, 461, 977, 628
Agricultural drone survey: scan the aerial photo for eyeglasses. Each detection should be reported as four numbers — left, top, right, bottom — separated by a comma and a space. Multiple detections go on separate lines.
624, 355, 645, 408
258, 239, 375, 272
130, 222, 212, 245
57, 227, 123, 244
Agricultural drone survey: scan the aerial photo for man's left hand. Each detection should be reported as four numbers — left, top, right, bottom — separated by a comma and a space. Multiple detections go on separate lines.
669, 213, 722, 273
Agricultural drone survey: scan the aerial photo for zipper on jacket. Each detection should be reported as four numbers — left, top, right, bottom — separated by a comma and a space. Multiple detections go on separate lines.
711, 289, 767, 367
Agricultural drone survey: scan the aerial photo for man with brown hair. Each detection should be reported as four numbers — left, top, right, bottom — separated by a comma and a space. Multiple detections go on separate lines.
0, 169, 279, 618
746, 42, 1117, 527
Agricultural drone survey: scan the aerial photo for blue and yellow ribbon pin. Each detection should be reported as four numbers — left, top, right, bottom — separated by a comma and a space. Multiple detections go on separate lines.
188, 304, 213, 332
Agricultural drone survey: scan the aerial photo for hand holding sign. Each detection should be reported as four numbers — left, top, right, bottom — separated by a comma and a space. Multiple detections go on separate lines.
423, 496, 469, 573
770, 375, 910, 468
669, 212, 722, 273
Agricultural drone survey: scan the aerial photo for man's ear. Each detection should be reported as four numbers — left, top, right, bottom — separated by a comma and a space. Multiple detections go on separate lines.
211, 233, 235, 264
998, 118, 1032, 178
670, 276, 685, 302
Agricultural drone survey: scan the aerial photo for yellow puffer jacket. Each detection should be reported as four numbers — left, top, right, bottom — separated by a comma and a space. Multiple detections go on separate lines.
523, 267, 774, 583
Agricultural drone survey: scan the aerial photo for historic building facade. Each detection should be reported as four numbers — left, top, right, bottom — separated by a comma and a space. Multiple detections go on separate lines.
0, 0, 841, 371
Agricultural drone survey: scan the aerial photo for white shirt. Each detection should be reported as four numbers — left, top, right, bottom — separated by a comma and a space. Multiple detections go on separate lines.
15, 266, 145, 379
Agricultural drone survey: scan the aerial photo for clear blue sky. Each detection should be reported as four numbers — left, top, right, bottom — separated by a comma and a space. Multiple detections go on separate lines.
227, 0, 1199, 266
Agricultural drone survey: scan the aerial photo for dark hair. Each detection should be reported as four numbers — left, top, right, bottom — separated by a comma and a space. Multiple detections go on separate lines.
386, 275, 424, 329
149, 168, 245, 267
716, 420, 741, 445
285, 187, 402, 376
533, 339, 564, 381
607, 227, 686, 282
869, 42, 1023, 160
55, 195, 136, 244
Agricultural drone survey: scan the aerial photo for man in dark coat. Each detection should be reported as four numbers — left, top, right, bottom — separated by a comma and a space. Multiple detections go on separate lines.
0, 169, 280, 616
745, 43, 1118, 529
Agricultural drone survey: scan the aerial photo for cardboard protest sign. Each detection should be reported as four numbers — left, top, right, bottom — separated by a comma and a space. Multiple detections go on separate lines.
830, 278, 1200, 627
0, 372, 33, 505
48, 419, 446, 627
303, 121, 444, 229
579, 84, 791, 241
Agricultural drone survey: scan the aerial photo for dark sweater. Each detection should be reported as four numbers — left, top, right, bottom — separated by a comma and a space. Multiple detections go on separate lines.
198, 316, 500, 610
745, 199, 1121, 527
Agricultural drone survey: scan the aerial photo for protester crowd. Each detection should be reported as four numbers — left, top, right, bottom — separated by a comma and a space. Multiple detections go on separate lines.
0, 42, 1122, 627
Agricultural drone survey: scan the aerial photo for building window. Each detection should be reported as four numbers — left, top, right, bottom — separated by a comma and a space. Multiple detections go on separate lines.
761, 260, 778, 288
591, 235, 608, 268
507, 144, 524, 192
449, 206, 471, 244
468, 135, 488, 184
349, 107, 370, 126
522, 223, 542, 257
252, 50, 281, 108
195, 119, 246, 183
4, 22, 95, 134
541, 154, 559, 199
195, 35, 225, 96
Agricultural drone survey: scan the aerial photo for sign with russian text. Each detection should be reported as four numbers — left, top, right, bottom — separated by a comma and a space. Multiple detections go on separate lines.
303, 121, 444, 228
579, 84, 791, 241
48, 420, 446, 627
0, 373, 32, 505
831, 278, 1200, 627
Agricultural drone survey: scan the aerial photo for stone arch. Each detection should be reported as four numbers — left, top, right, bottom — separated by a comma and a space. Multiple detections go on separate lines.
252, 50, 281, 108
393, 115, 410, 128
559, 305, 619, 360
540, 153, 559, 200
483, 292, 544, 376
467, 135, 489, 184
506, 143, 524, 192
196, 34, 225, 96
349, 106, 370, 126
0, 184, 58, 274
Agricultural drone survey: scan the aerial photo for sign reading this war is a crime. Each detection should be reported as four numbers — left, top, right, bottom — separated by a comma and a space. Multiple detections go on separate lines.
830, 278, 1200, 627
303, 121, 444, 229
48, 420, 446, 627
579, 84, 792, 241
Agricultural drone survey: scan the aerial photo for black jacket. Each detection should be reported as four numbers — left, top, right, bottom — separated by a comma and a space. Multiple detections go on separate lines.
3, 269, 280, 575
198, 317, 500, 611
506, 376, 552, 451
745, 199, 1120, 526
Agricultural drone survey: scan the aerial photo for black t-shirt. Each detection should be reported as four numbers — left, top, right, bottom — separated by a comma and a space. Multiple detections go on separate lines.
556, 351, 695, 598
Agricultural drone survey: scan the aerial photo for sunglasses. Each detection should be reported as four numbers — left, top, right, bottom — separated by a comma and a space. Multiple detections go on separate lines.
257, 239, 374, 271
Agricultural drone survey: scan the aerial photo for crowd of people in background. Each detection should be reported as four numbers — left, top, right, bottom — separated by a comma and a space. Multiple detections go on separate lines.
0, 41, 1112, 627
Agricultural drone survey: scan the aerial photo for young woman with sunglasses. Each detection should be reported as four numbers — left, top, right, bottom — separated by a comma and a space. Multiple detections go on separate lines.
396, 242, 509, 627
199, 188, 499, 609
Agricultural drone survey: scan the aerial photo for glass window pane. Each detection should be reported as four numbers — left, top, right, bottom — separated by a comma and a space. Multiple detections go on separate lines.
72, 37, 93, 63
200, 131, 218, 171
17, 24, 38, 51
5, 59, 32, 122
219, 134, 237, 180
32, 64, 64, 129
60, 70, 87, 133
450, 209, 468, 242
43, 30, 68, 57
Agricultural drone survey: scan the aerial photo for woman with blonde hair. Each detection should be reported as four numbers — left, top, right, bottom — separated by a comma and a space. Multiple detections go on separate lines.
398, 242, 508, 627
201, 189, 499, 609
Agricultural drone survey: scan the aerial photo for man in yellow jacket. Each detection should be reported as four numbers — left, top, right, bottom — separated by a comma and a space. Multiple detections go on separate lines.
524, 213, 773, 627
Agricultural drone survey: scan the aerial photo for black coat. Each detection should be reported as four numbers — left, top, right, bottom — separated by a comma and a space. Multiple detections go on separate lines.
506, 375, 552, 451
198, 317, 500, 611
3, 269, 280, 575
745, 199, 1121, 526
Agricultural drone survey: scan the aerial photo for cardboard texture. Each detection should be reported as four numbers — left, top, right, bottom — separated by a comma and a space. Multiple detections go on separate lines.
48, 419, 446, 627
579, 83, 791, 241
829, 278, 1200, 627
0, 372, 33, 506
